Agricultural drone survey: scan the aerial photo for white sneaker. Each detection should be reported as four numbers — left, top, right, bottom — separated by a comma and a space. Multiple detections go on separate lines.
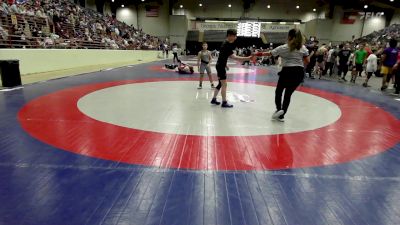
277, 118, 285, 122
271, 110, 284, 120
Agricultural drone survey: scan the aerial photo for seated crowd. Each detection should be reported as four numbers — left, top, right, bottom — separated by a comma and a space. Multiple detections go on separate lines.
0, 0, 162, 49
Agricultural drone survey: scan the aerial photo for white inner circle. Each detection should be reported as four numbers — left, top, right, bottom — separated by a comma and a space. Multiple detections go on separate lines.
77, 81, 342, 136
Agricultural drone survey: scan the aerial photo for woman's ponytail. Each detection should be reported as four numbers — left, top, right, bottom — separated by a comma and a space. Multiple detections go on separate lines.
288, 28, 304, 51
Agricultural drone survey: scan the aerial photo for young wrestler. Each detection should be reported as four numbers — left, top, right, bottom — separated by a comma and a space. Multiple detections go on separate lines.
210, 29, 253, 108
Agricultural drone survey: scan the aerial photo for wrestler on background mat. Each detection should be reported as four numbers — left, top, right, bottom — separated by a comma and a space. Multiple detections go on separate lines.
197, 42, 215, 89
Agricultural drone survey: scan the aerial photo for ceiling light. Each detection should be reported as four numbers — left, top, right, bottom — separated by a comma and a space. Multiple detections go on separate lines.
296, 5, 300, 9
267, 5, 270, 8
364, 5, 368, 9
199, 3, 202, 7
228, 4, 232, 7
180, 5, 183, 8
313, 8, 316, 12
121, 4, 124, 7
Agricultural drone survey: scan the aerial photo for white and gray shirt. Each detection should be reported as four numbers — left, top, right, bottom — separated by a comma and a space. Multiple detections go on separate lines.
271, 44, 309, 68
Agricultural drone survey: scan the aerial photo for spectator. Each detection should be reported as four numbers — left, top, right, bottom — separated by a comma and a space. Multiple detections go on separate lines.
9, 2, 19, 14
36, 9, 46, 17
0, 0, 9, 16
0, 25, 8, 40
1, 0, 162, 50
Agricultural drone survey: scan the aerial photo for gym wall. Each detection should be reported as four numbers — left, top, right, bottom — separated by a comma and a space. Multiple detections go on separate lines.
178, 0, 317, 22
391, 9, 400, 25
117, 6, 138, 28
169, 15, 188, 49
304, 6, 386, 43
83, 0, 397, 44
86, 0, 170, 38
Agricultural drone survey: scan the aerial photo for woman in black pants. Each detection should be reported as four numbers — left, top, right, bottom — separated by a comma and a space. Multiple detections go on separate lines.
258, 29, 310, 122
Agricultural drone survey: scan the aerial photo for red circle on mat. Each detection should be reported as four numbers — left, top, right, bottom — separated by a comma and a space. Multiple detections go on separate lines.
18, 78, 400, 170
148, 65, 269, 76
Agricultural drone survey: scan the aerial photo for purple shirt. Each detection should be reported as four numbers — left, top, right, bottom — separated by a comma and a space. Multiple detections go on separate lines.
383, 47, 399, 67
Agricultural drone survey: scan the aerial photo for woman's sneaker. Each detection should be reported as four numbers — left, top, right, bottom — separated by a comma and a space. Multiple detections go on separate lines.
272, 110, 284, 120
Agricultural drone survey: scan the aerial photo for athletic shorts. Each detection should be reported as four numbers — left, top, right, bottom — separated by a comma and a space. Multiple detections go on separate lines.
381, 66, 393, 75
216, 65, 227, 80
200, 63, 211, 74
355, 63, 363, 72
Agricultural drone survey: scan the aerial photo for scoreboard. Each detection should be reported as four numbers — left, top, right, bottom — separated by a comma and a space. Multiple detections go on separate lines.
237, 22, 261, 38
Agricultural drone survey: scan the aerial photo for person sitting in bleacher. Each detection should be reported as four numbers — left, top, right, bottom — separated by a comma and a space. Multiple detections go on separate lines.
8, 1, 19, 14
0, 0, 162, 49
0, 0, 8, 16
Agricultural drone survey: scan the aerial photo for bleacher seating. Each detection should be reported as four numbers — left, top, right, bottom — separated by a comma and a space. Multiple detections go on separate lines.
0, 0, 162, 50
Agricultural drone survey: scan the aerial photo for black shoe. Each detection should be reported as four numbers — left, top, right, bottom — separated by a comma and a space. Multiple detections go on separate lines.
221, 101, 233, 108
277, 115, 285, 122
362, 83, 368, 87
211, 98, 221, 105
342, 77, 347, 82
211, 83, 215, 88
381, 86, 387, 91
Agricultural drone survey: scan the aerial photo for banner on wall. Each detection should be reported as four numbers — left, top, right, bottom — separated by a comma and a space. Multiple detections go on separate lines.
261, 24, 294, 33
145, 5, 159, 17
341, 11, 384, 24
193, 22, 237, 31
341, 12, 359, 24
191, 21, 294, 33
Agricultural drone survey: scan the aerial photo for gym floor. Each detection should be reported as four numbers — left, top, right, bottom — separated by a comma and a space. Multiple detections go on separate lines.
1, 57, 400, 225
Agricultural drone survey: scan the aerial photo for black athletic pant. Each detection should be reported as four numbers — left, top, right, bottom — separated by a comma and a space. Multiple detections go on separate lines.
306, 60, 316, 76
338, 63, 348, 78
173, 53, 179, 63
275, 67, 304, 116
396, 70, 400, 94
325, 62, 334, 76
